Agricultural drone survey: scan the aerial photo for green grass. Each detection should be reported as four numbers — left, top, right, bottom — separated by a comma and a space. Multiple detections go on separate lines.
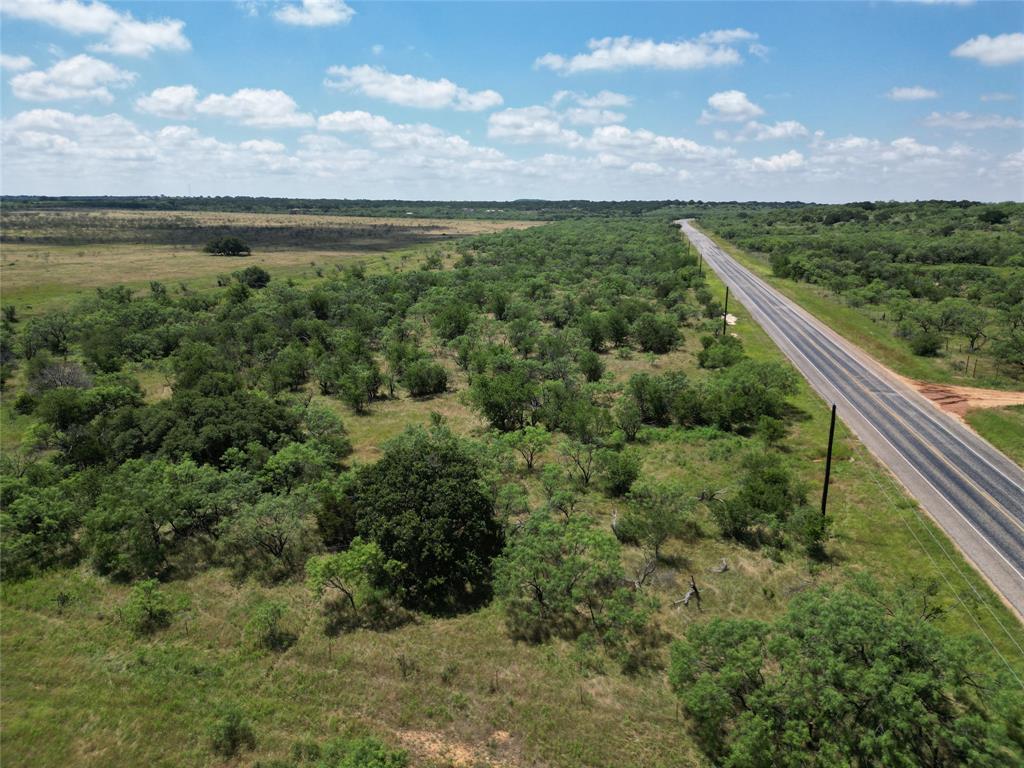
3, 231, 1023, 768
966, 405, 1024, 466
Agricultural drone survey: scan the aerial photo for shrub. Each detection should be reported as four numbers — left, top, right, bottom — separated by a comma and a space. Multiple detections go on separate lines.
909, 329, 943, 357
208, 705, 256, 757
204, 236, 251, 256
596, 448, 641, 497
320, 736, 408, 768
632, 313, 679, 354
244, 600, 292, 651
697, 334, 745, 368
402, 359, 447, 397
578, 349, 605, 382
121, 579, 174, 637
234, 265, 271, 288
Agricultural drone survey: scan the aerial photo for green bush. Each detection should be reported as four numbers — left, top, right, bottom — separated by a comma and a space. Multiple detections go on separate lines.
596, 448, 640, 497
204, 236, 251, 256
244, 600, 292, 651
121, 579, 174, 637
208, 705, 256, 757
402, 359, 447, 397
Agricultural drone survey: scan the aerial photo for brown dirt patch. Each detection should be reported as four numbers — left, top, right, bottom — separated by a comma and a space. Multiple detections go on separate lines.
906, 379, 1024, 420
395, 729, 521, 767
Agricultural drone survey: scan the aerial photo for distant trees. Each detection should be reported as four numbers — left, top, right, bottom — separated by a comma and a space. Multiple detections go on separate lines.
204, 236, 251, 256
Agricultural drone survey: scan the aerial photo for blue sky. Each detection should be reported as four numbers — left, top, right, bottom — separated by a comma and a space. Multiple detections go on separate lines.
2, 0, 1022, 201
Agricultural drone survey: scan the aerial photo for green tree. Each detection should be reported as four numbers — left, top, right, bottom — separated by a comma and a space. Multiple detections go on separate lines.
494, 511, 656, 666
502, 425, 552, 472
595, 448, 641, 497
346, 426, 504, 613
305, 537, 400, 615
218, 494, 319, 583
204, 236, 251, 256
669, 580, 1022, 767
617, 481, 692, 559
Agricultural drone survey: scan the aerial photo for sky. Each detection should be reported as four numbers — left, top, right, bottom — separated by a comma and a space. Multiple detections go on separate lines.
1, 0, 1022, 202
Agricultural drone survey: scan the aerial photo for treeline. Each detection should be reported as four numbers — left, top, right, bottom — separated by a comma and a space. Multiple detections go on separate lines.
1, 195, 806, 221
700, 201, 1024, 379
2, 216, 1020, 764
0, 209, 453, 250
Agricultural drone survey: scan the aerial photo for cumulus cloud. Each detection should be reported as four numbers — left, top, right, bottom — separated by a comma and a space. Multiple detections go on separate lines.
748, 149, 805, 172
11, 54, 135, 102
564, 108, 626, 126
887, 85, 939, 101
319, 109, 505, 160
196, 88, 315, 127
1, 0, 189, 57
952, 33, 1024, 66
240, 139, 287, 153
275, 0, 354, 27
536, 30, 757, 73
488, 106, 583, 145
700, 90, 764, 123
736, 120, 809, 141
0, 53, 34, 71
135, 85, 199, 119
325, 65, 502, 111
923, 111, 1024, 130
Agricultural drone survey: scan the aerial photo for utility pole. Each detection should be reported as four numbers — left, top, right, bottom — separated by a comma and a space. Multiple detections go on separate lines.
722, 286, 729, 336
821, 403, 837, 516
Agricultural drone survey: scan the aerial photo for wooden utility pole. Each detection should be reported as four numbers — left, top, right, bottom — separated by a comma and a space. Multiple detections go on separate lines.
821, 403, 837, 516
722, 286, 729, 336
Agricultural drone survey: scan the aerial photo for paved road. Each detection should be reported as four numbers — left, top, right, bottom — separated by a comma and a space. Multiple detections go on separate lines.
677, 219, 1024, 619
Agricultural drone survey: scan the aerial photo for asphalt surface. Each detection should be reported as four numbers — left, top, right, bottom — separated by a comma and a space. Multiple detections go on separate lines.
677, 220, 1024, 618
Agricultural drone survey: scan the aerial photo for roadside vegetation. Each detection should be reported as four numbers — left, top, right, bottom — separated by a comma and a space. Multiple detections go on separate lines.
2, 211, 1022, 767
696, 201, 1024, 389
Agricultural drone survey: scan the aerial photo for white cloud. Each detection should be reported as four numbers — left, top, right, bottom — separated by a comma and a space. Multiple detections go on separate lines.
536, 30, 757, 73
564, 108, 626, 126
135, 85, 198, 119
371, 44, 384, 56
197, 88, 315, 128
748, 149, 805, 172
980, 92, 1015, 102
952, 33, 1024, 66
700, 90, 764, 123
275, 0, 354, 27
10, 54, 134, 102
325, 65, 502, 111
318, 109, 506, 160
488, 106, 583, 145
240, 139, 287, 153
736, 120, 809, 141
628, 161, 666, 174
923, 111, 1024, 130
0, 53, 34, 71
887, 85, 939, 101
1, 0, 189, 57
576, 90, 632, 108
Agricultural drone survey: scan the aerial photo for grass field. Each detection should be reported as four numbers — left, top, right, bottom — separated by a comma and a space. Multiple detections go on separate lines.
0, 210, 536, 316
965, 405, 1024, 467
3, 221, 1022, 768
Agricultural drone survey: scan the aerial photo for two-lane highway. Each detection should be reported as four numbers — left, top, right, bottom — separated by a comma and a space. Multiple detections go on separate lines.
677, 220, 1024, 618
